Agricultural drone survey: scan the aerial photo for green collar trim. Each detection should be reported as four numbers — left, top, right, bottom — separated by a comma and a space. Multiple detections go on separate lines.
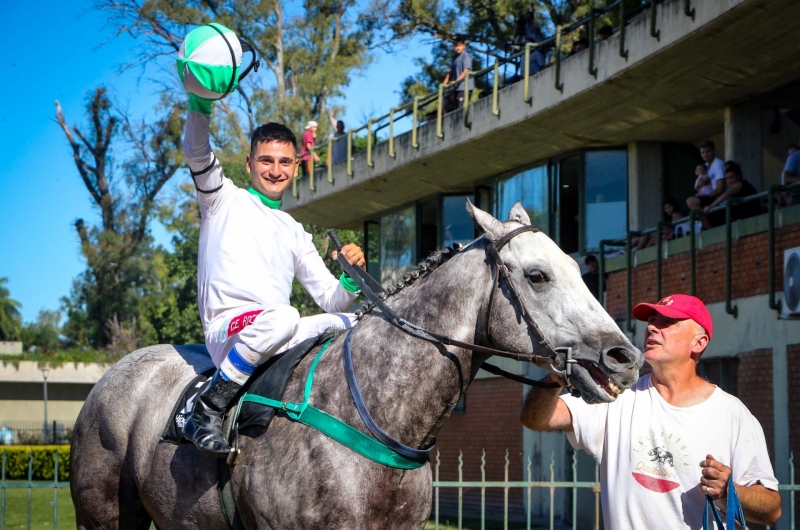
238, 338, 428, 470
247, 187, 281, 210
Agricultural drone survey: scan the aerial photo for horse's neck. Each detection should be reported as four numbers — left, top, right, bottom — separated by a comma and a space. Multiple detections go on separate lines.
350, 247, 492, 448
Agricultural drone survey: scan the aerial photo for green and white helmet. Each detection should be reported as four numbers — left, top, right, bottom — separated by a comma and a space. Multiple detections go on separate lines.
177, 23, 243, 100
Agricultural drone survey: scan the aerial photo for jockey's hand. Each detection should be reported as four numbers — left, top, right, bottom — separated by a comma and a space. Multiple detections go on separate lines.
332, 243, 366, 269
699, 454, 731, 500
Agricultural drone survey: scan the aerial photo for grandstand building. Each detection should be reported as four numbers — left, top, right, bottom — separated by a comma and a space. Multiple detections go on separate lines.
285, 0, 800, 526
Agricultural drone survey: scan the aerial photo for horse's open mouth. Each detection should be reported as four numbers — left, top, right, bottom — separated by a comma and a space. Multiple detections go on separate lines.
577, 360, 624, 400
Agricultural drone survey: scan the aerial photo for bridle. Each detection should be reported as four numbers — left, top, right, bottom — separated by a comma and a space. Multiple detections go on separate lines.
328, 226, 577, 390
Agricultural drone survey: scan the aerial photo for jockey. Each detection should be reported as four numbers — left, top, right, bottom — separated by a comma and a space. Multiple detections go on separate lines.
181, 95, 364, 457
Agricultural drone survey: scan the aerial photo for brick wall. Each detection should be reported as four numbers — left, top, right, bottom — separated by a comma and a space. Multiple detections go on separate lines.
605, 223, 800, 321
433, 377, 525, 520
788, 345, 800, 529
737, 349, 775, 463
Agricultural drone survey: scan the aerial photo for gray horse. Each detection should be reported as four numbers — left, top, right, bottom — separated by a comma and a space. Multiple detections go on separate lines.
70, 202, 642, 529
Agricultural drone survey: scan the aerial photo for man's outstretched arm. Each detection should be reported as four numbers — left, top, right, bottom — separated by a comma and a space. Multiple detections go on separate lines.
520, 373, 573, 432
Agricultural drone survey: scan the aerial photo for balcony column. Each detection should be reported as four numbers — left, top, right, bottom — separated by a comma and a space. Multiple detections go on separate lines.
627, 142, 663, 232
725, 103, 763, 190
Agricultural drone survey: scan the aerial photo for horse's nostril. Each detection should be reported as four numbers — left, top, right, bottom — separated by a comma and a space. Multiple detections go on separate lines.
607, 347, 631, 365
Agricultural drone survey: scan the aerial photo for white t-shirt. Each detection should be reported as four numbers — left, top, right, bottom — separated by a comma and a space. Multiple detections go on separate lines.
561, 375, 778, 530
707, 158, 726, 194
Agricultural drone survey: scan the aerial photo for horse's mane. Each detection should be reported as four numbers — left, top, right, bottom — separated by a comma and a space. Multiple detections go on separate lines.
354, 241, 469, 320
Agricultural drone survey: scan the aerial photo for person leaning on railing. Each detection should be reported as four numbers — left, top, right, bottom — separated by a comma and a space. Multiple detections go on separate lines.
703, 161, 760, 227
520, 294, 782, 529
780, 143, 800, 207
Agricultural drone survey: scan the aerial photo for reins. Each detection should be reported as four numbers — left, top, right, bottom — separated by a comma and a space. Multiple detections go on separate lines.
328, 228, 567, 390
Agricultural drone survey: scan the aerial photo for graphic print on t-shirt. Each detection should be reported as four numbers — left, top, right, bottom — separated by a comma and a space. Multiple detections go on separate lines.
631, 429, 692, 493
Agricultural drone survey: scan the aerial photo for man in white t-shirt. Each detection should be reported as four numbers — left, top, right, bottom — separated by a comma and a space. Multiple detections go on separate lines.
521, 294, 781, 528
687, 140, 726, 211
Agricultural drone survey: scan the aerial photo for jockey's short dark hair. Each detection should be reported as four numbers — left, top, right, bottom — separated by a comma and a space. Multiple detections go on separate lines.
251, 123, 297, 153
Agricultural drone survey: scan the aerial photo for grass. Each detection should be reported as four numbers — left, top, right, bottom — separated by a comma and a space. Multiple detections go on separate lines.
1, 484, 75, 529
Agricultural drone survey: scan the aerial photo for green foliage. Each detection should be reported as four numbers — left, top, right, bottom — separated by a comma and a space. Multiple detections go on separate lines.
0, 347, 117, 364
0, 277, 22, 341
20, 310, 62, 353
1, 446, 70, 481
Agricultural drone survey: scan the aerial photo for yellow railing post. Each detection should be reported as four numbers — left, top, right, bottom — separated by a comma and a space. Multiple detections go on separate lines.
412, 97, 420, 149
327, 136, 333, 183
492, 59, 500, 117
388, 107, 396, 158
619, 0, 629, 59
523, 43, 533, 105
437, 84, 445, 139
346, 130, 354, 176
366, 119, 374, 168
309, 145, 315, 191
463, 72, 472, 128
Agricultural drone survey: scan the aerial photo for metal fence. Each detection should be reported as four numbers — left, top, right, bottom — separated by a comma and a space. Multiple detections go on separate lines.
1, 449, 798, 529
0, 421, 73, 446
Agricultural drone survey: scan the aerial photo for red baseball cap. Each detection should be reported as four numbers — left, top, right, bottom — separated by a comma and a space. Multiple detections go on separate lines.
632, 294, 713, 339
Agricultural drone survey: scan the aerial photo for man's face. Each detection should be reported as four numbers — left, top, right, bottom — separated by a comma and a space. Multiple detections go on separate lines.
587, 260, 598, 274
700, 147, 715, 164
246, 140, 298, 200
643, 313, 706, 365
455, 42, 466, 54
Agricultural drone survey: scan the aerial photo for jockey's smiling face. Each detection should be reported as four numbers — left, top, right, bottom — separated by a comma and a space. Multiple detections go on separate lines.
246, 140, 299, 200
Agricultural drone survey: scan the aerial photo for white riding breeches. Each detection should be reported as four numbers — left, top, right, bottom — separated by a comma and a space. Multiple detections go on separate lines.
204, 304, 356, 384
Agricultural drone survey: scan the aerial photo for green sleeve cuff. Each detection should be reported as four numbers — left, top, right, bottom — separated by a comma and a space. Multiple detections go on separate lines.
189, 94, 213, 115
339, 273, 360, 294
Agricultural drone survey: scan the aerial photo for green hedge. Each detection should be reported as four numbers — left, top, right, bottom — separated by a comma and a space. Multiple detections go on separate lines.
1, 446, 70, 481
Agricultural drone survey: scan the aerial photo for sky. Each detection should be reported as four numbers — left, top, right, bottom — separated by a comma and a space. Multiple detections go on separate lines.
0, 1, 427, 323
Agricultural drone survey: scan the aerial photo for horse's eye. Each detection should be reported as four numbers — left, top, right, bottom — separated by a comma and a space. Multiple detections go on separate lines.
528, 270, 548, 284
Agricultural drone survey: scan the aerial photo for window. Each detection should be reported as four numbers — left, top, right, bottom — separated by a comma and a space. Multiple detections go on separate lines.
364, 221, 380, 279
380, 206, 417, 286
697, 357, 739, 396
442, 195, 475, 247
495, 165, 550, 232
556, 156, 580, 253
584, 150, 627, 252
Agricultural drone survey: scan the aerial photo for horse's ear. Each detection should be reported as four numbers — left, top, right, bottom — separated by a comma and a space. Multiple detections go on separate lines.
508, 202, 531, 225
466, 199, 505, 242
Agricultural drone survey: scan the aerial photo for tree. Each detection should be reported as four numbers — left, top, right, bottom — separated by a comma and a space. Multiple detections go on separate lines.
20, 310, 62, 353
55, 88, 184, 347
0, 278, 22, 341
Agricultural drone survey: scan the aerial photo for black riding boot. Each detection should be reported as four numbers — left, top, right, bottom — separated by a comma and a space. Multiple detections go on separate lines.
183, 370, 242, 458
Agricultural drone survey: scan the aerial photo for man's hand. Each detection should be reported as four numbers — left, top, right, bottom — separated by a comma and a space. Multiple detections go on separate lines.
332, 243, 365, 268
703, 205, 712, 214
699, 455, 731, 500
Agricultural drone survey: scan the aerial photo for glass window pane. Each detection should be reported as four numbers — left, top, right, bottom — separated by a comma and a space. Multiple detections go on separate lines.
494, 165, 550, 234
442, 195, 475, 247
380, 205, 417, 286
365, 222, 381, 279
584, 150, 627, 252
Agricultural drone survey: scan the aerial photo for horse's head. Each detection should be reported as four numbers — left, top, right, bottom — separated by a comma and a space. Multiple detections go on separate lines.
468, 201, 643, 403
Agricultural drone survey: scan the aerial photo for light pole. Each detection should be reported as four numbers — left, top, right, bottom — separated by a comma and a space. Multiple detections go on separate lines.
41, 368, 50, 444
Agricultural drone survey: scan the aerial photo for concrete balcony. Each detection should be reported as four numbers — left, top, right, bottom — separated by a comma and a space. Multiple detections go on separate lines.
284, 0, 800, 228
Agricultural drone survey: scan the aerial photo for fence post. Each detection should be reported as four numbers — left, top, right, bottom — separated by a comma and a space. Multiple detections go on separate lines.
523, 43, 533, 105
549, 451, 555, 530
463, 72, 472, 129
571, 452, 578, 530
504, 450, 509, 530
690, 210, 698, 296
309, 146, 315, 191
2, 450, 6, 530
725, 200, 738, 317
554, 26, 564, 92
437, 85, 445, 139
458, 450, 463, 530
346, 130, 354, 177
526, 451, 532, 530
27, 451, 32, 530
492, 59, 500, 117
768, 185, 782, 313
619, 0, 629, 59
588, 8, 598, 78
366, 119, 374, 168
53, 450, 59, 530
435, 451, 440, 530
326, 136, 333, 184
684, 0, 695, 20
650, 0, 660, 40
388, 108, 396, 158
481, 450, 486, 530
412, 97, 421, 149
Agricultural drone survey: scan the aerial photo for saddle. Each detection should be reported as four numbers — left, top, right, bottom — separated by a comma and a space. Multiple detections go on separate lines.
160, 333, 330, 445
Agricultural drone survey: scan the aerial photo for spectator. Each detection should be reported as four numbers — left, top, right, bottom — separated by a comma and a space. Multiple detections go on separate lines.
598, 25, 614, 40
581, 255, 604, 300
569, 37, 590, 56
693, 163, 713, 197
783, 143, 800, 185
704, 161, 760, 225
665, 197, 701, 238
780, 144, 800, 206
521, 294, 781, 529
630, 199, 686, 249
686, 140, 726, 211
331, 120, 347, 165
443, 36, 473, 113
300, 120, 320, 176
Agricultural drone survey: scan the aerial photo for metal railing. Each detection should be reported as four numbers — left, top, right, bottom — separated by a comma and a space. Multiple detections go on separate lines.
599, 182, 800, 327
1, 448, 798, 528
291, 0, 695, 199
432, 450, 600, 530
